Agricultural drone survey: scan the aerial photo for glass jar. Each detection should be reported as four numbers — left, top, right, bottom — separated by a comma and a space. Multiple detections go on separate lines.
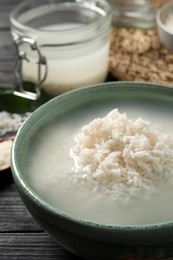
10, 0, 112, 99
108, 0, 155, 29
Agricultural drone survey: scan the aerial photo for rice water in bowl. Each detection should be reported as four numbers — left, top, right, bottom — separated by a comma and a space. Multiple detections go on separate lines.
11, 82, 173, 259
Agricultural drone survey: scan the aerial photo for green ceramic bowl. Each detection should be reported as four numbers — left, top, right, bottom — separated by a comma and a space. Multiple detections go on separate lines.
11, 82, 173, 259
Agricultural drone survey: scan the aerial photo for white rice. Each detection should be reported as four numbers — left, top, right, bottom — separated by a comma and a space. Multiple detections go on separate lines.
70, 109, 173, 201
0, 111, 29, 136
0, 140, 13, 170
0, 111, 30, 170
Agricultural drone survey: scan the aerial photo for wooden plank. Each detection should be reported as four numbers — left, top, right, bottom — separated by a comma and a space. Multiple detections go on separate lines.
0, 0, 22, 30
0, 233, 81, 260
0, 184, 40, 232
1, 233, 173, 260
0, 0, 21, 10
0, 63, 15, 72
0, 13, 10, 30
0, 71, 15, 87
0, 31, 16, 86
0, 31, 16, 63
0, 31, 14, 48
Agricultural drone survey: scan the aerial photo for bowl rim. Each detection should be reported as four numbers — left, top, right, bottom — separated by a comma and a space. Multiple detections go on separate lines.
156, 0, 173, 35
11, 81, 173, 233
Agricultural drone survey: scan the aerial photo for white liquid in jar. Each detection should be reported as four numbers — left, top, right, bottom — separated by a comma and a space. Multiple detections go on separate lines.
40, 23, 84, 31
165, 14, 173, 32
21, 23, 110, 96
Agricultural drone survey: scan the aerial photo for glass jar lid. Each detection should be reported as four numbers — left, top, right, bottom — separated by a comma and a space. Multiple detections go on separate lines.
10, 0, 112, 46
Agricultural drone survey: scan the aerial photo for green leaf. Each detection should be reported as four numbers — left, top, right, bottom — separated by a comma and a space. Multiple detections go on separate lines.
0, 82, 51, 113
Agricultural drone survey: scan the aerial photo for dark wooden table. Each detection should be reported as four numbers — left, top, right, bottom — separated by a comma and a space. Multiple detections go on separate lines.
0, 0, 81, 259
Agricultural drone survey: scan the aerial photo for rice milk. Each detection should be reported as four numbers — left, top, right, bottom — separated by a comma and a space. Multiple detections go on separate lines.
27, 102, 173, 225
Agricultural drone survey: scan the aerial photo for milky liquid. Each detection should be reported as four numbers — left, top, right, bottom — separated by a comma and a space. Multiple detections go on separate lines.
21, 23, 109, 95
40, 23, 84, 31
27, 102, 173, 225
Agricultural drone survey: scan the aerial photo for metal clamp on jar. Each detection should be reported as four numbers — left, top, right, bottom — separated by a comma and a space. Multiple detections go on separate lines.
10, 0, 112, 100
